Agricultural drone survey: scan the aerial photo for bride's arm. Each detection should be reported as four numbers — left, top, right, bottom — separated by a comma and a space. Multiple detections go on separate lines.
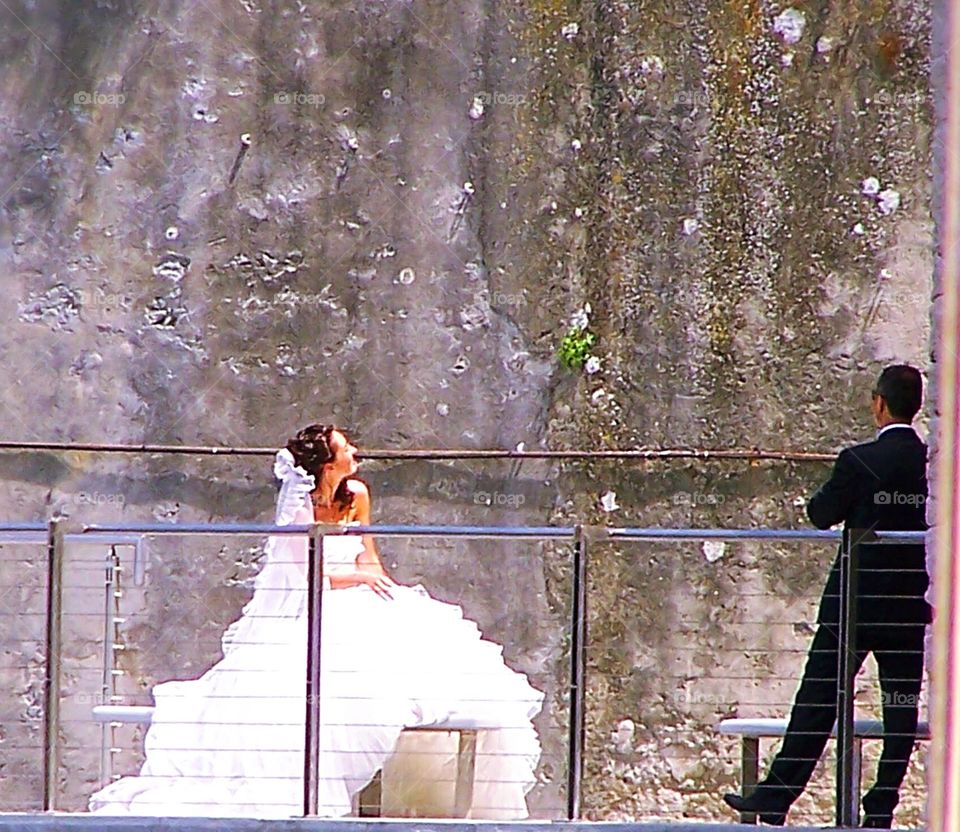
323, 480, 394, 598
326, 566, 394, 598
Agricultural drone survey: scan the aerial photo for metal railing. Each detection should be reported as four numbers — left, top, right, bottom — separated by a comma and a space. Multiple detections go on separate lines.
80, 521, 580, 819
835, 528, 928, 827
5, 519, 927, 824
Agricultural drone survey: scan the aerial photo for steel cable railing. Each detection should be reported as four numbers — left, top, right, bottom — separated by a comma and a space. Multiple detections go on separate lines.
0, 520, 927, 824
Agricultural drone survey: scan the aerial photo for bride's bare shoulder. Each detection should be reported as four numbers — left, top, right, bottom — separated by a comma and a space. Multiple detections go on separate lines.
346, 478, 371, 504
345, 478, 372, 522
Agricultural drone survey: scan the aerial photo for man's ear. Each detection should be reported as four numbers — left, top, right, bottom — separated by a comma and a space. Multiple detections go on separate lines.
876, 395, 892, 423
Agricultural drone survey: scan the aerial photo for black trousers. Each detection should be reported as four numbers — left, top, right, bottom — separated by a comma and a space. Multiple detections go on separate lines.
757, 621, 926, 817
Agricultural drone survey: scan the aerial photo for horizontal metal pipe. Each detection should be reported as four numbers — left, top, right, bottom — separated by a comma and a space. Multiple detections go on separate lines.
870, 530, 928, 542
64, 523, 925, 544
609, 528, 841, 542
0, 523, 49, 533
610, 528, 924, 542
81, 523, 577, 539
317, 524, 575, 539
0, 439, 835, 463
0, 529, 144, 546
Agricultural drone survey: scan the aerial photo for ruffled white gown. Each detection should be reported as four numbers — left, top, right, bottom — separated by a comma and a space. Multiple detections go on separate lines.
88, 504, 543, 819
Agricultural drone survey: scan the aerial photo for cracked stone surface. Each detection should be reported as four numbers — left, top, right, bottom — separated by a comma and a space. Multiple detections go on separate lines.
0, 0, 940, 824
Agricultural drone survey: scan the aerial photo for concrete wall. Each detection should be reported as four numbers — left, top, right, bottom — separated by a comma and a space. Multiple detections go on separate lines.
0, 0, 937, 825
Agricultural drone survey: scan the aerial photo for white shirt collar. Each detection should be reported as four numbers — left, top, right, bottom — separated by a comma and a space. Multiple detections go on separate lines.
877, 423, 915, 438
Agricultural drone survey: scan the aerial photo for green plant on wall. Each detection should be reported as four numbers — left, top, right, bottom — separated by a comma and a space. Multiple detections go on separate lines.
558, 326, 597, 370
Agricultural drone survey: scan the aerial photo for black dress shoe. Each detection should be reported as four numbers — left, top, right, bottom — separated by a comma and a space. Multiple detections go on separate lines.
723, 792, 787, 826
861, 816, 893, 829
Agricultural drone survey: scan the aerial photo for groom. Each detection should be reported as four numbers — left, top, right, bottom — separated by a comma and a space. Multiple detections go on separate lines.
723, 365, 930, 828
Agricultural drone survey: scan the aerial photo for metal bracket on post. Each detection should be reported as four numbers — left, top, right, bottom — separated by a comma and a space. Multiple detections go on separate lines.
42, 518, 64, 811
836, 528, 864, 828
303, 525, 324, 817
567, 524, 593, 820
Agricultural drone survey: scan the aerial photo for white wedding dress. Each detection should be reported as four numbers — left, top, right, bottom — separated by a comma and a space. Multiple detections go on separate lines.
88, 453, 543, 819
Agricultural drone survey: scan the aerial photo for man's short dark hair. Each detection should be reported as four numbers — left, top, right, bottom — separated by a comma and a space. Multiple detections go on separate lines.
875, 364, 923, 421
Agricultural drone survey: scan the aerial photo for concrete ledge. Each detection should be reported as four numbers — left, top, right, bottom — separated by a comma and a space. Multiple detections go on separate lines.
0, 817, 925, 832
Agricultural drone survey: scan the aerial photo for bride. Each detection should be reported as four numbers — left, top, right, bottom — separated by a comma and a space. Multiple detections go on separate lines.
89, 423, 544, 818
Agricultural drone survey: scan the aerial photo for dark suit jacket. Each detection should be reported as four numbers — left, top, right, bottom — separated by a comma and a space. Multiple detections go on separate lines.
807, 425, 930, 628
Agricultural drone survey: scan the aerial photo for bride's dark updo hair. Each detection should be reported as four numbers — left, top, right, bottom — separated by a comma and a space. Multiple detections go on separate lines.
286, 423, 361, 511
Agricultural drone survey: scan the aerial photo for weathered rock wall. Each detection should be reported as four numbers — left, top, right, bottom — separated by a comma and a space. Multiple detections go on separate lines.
0, 0, 934, 825
537, 0, 933, 824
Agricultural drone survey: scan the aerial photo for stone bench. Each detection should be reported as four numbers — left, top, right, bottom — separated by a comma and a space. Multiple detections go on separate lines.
92, 705, 487, 817
717, 717, 932, 824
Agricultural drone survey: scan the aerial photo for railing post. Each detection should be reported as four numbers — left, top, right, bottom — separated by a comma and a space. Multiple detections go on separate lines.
99, 546, 120, 787
303, 526, 324, 817
836, 528, 862, 827
42, 518, 64, 811
567, 524, 588, 820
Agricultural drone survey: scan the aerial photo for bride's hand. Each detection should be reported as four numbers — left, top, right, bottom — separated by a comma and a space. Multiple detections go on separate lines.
360, 572, 396, 600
